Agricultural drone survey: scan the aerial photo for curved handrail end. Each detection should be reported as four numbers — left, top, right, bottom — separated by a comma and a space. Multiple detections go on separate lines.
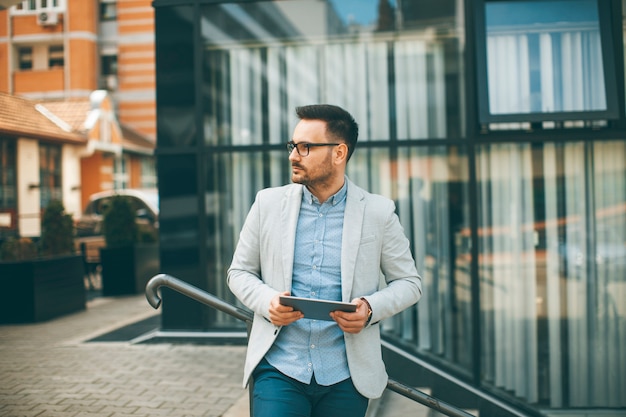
145, 273, 170, 309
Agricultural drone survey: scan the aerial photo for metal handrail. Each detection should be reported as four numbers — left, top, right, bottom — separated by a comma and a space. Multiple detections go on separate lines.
145, 274, 475, 417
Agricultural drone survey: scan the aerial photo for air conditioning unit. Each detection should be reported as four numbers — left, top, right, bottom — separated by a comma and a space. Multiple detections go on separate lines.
37, 11, 58, 26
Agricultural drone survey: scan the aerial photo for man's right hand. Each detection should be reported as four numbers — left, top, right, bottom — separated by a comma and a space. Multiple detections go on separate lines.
269, 291, 303, 326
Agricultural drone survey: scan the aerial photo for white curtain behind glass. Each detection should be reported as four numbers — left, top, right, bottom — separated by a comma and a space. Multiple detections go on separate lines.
395, 40, 447, 139
225, 36, 445, 147
478, 143, 538, 403
591, 141, 626, 407
224, 35, 447, 254
541, 141, 625, 408
487, 27, 606, 114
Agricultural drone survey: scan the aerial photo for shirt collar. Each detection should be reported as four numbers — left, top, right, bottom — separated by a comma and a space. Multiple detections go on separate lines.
303, 178, 348, 206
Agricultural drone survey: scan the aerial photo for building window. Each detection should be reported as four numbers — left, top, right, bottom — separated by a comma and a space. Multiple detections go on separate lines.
48, 45, 64, 68
113, 155, 129, 189
100, 1, 117, 21
99, 55, 118, 90
140, 158, 157, 189
474, 0, 619, 125
101, 54, 118, 76
39, 143, 62, 209
18, 47, 33, 71
16, 45, 64, 71
0, 138, 17, 237
0, 138, 17, 210
12, 0, 64, 13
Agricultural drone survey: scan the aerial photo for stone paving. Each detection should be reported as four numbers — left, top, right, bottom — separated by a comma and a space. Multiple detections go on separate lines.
0, 295, 247, 417
0, 292, 474, 417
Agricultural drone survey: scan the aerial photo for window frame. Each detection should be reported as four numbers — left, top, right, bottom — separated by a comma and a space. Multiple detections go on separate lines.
473, 0, 621, 124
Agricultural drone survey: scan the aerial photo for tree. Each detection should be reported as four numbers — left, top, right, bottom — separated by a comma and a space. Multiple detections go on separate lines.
40, 200, 74, 257
103, 195, 138, 248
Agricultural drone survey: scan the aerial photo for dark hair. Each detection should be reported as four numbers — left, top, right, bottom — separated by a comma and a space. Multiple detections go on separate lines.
295, 104, 358, 161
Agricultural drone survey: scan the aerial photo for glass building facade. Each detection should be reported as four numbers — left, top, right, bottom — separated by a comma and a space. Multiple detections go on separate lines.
153, 1, 626, 415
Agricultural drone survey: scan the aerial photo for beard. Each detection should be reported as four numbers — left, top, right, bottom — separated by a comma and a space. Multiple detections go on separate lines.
291, 158, 334, 187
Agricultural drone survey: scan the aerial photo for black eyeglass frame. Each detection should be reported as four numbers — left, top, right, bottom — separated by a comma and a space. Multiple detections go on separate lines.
286, 141, 341, 156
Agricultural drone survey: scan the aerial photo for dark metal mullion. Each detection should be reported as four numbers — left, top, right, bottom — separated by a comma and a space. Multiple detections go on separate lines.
583, 140, 598, 402
192, 2, 212, 323
464, 0, 483, 388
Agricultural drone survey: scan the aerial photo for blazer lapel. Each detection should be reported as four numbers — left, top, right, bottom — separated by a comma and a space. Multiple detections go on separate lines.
341, 180, 365, 302
281, 184, 303, 291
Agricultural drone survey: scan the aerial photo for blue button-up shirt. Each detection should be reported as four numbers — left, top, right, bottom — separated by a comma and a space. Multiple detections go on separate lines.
265, 181, 350, 385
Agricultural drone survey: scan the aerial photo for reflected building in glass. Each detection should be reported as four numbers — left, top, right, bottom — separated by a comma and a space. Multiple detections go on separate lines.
152, 1, 626, 415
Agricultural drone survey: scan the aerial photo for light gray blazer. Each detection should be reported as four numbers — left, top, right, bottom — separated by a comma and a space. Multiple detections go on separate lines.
227, 178, 422, 399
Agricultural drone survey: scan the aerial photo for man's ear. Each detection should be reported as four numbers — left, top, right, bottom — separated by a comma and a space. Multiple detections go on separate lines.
335, 143, 348, 164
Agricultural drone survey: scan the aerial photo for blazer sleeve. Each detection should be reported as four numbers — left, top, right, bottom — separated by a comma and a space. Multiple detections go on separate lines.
365, 197, 422, 325
227, 191, 278, 319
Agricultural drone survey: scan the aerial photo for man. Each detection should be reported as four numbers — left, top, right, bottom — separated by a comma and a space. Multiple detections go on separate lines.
227, 104, 422, 417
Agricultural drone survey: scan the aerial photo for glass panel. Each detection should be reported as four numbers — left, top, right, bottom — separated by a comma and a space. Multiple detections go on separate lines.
39, 144, 62, 209
155, 6, 197, 148
476, 140, 626, 408
48, 45, 63, 68
207, 150, 291, 326
158, 154, 200, 275
200, 0, 464, 146
485, 0, 606, 115
207, 142, 473, 371
18, 47, 33, 71
100, 2, 117, 21
377, 146, 472, 371
0, 139, 17, 210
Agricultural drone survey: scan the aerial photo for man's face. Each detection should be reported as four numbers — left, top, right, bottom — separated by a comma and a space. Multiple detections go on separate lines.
288, 119, 337, 187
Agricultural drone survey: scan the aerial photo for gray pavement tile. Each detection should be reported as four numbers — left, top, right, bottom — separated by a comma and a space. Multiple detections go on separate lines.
0, 295, 247, 417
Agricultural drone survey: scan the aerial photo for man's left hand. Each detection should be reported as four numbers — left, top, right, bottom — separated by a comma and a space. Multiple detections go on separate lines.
330, 298, 370, 334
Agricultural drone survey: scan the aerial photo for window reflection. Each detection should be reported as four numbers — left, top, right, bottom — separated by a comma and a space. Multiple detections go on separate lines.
476, 140, 626, 407
201, 1, 457, 146
484, 0, 607, 115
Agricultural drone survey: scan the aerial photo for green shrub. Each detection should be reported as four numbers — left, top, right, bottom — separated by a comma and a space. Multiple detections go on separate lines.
0, 237, 38, 261
40, 200, 74, 257
103, 195, 138, 247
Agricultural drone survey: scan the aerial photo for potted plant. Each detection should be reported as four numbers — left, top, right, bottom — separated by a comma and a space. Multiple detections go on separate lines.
0, 200, 86, 324
100, 195, 160, 296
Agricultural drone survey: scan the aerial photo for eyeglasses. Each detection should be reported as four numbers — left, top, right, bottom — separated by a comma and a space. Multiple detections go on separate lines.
286, 141, 340, 157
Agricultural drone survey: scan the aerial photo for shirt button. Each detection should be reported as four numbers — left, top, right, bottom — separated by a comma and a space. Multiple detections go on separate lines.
319, 213, 323, 217
312, 265, 317, 270
310, 344, 315, 349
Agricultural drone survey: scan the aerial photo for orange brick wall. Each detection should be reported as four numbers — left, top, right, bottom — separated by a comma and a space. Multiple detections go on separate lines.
129, 157, 142, 188
69, 39, 97, 91
67, 0, 96, 32
66, 0, 98, 93
0, 10, 5, 92
0, 43, 8, 93
116, 0, 156, 140
14, 68, 64, 92
11, 14, 65, 36
0, 10, 6, 37
80, 152, 114, 210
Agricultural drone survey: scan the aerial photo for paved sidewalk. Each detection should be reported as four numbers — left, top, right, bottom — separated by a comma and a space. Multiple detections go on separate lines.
0, 295, 248, 417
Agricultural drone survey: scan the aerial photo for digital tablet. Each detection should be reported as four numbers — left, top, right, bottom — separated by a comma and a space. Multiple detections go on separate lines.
279, 296, 357, 321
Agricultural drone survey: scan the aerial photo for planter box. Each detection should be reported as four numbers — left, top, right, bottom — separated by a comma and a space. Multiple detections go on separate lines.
0, 255, 86, 324
100, 243, 160, 296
